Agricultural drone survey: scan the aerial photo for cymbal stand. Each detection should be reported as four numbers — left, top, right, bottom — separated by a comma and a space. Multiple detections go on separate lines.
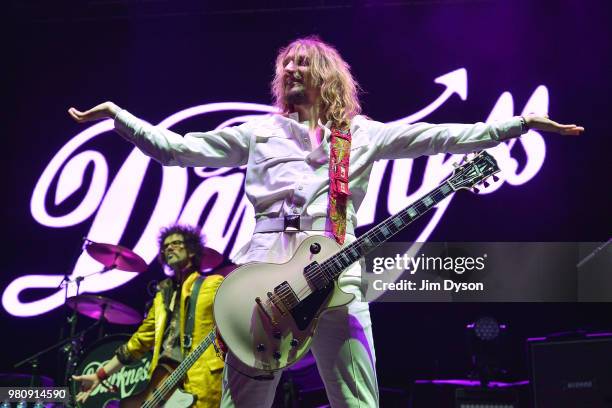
98, 303, 109, 340
51, 242, 83, 388
58, 241, 120, 382
62, 273, 84, 387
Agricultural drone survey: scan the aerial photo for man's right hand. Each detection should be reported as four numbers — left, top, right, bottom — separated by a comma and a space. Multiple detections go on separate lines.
68, 102, 121, 123
71, 373, 102, 403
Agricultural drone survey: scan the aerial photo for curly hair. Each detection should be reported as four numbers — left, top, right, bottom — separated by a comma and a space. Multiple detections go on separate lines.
157, 224, 207, 271
271, 35, 362, 130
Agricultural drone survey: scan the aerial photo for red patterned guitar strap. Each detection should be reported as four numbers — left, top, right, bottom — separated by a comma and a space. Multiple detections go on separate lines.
327, 126, 352, 245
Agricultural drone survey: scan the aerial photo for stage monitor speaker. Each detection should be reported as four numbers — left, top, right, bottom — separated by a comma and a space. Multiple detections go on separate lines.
529, 335, 612, 407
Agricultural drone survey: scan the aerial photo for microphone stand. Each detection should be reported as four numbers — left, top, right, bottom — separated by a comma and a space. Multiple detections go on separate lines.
57, 238, 119, 387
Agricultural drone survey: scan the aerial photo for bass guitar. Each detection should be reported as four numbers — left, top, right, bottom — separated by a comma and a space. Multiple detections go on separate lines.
119, 330, 217, 407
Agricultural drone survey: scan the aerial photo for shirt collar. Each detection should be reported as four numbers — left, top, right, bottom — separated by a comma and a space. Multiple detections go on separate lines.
287, 112, 332, 129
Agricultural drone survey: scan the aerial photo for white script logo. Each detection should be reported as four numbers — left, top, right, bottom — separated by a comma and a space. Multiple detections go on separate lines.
2, 68, 548, 315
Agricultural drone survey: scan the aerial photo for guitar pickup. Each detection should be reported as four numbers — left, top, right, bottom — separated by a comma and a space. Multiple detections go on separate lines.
274, 281, 299, 310
304, 262, 329, 290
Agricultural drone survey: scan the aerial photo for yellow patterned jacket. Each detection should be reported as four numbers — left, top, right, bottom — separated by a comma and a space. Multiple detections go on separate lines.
117, 272, 224, 408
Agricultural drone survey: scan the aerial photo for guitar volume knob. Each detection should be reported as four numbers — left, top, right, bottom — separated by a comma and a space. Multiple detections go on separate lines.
310, 243, 321, 254
273, 351, 281, 360
257, 344, 266, 352
290, 338, 299, 348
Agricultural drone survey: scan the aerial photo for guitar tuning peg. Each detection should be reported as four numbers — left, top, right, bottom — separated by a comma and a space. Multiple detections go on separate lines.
482, 180, 489, 188
472, 186, 480, 194
492, 175, 500, 182
453, 162, 460, 168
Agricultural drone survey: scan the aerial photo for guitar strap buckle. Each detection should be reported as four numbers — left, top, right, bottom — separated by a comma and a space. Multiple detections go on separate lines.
284, 215, 301, 231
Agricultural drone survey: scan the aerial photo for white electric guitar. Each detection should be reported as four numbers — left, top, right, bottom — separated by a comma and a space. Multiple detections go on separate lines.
214, 151, 500, 373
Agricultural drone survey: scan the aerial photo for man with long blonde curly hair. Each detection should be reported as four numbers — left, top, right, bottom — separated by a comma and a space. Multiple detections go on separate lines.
69, 35, 583, 407
271, 36, 361, 131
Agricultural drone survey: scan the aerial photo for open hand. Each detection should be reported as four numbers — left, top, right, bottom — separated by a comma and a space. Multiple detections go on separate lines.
68, 102, 120, 123
525, 114, 584, 136
71, 373, 101, 403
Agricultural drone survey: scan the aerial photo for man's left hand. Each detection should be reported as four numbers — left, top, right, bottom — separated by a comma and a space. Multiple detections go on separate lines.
525, 114, 584, 136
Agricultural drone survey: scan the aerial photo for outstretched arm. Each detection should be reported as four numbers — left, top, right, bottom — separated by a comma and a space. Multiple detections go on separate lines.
71, 298, 156, 403
68, 102, 251, 168
366, 115, 583, 161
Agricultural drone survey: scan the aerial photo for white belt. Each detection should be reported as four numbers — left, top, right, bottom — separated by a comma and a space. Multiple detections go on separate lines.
254, 215, 355, 235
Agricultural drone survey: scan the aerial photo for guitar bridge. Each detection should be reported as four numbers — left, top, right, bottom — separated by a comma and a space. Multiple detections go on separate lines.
255, 296, 276, 325
267, 291, 286, 315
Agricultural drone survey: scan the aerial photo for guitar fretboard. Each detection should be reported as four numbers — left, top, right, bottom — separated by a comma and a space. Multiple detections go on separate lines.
309, 182, 454, 287
143, 330, 216, 408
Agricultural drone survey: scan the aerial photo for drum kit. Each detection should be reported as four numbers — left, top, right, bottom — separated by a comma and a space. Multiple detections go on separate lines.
13, 239, 230, 407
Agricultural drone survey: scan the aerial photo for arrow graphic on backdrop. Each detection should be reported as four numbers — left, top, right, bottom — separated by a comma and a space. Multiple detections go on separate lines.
356, 68, 469, 227
389, 68, 468, 125
2, 68, 548, 316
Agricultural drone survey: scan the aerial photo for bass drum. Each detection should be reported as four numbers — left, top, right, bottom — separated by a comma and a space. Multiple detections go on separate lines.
71, 334, 152, 408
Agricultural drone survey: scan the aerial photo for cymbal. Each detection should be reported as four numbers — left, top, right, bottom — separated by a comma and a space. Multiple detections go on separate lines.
66, 295, 142, 325
200, 247, 224, 270
85, 241, 147, 273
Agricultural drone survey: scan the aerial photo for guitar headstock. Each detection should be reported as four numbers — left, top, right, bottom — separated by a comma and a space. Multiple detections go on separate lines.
448, 151, 500, 192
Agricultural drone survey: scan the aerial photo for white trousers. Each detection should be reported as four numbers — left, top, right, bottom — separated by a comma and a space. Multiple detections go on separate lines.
221, 231, 379, 407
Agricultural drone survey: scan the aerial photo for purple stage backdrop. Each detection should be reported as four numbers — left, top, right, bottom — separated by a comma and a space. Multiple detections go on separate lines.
4, 0, 611, 401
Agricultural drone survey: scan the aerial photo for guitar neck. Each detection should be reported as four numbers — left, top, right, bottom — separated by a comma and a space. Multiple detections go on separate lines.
321, 181, 454, 281
144, 330, 216, 408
